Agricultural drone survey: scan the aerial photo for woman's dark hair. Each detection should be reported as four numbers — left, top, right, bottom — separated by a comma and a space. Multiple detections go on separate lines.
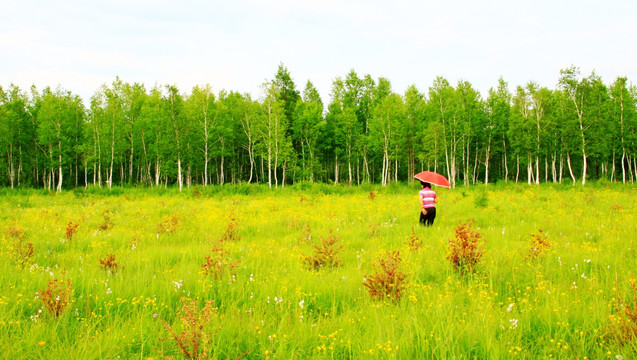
420, 181, 431, 188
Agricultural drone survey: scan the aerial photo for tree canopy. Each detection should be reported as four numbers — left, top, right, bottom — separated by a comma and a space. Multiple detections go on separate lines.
1, 66, 636, 191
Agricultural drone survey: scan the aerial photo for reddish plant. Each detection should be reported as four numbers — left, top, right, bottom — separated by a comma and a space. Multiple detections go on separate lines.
526, 229, 551, 261
157, 215, 181, 234
39, 278, 72, 317
406, 227, 422, 251
201, 241, 241, 280
367, 224, 380, 238
99, 253, 119, 274
302, 230, 343, 270
99, 211, 113, 231
608, 278, 637, 343
4, 223, 26, 240
5, 224, 34, 268
369, 191, 376, 201
159, 297, 249, 360
219, 214, 240, 242
65, 221, 79, 241
447, 220, 485, 274
363, 250, 408, 302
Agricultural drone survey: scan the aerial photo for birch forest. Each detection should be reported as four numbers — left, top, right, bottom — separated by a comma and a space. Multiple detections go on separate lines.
1, 65, 636, 190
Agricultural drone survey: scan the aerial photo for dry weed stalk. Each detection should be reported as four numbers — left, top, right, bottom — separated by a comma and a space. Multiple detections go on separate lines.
447, 220, 484, 274
363, 250, 408, 302
302, 230, 343, 270
39, 278, 72, 317
369, 191, 376, 201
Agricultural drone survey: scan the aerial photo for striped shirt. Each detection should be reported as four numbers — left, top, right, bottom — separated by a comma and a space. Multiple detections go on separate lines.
419, 188, 437, 208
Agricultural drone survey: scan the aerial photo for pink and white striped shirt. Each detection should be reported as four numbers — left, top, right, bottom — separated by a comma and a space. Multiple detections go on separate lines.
419, 187, 437, 208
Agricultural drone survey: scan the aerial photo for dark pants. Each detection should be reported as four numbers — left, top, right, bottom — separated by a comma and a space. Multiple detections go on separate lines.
419, 207, 436, 226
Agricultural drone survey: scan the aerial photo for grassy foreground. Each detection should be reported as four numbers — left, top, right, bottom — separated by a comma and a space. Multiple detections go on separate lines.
0, 183, 636, 359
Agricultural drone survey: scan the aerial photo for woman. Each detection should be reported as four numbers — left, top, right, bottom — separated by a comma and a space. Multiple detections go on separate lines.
418, 181, 437, 226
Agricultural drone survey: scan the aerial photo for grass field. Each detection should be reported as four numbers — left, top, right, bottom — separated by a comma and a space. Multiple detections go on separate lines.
1, 183, 636, 359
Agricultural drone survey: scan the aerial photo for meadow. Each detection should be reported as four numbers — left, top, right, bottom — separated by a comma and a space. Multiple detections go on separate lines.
0, 183, 636, 359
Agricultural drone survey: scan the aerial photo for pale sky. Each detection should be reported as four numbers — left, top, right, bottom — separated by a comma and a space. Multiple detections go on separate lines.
1, 0, 636, 104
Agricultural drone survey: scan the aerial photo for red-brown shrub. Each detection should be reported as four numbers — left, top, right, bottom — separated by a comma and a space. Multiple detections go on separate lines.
447, 220, 485, 274
363, 250, 408, 302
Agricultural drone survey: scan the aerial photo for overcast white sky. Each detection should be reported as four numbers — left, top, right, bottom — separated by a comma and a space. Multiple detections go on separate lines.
1, 0, 636, 104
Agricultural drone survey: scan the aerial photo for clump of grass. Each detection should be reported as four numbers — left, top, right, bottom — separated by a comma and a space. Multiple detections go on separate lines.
157, 215, 181, 234
406, 227, 422, 251
363, 250, 408, 302
526, 229, 551, 262
474, 191, 489, 208
65, 221, 79, 241
302, 229, 343, 270
447, 220, 484, 274
39, 278, 72, 317
99, 253, 119, 275
201, 241, 241, 280
608, 278, 637, 343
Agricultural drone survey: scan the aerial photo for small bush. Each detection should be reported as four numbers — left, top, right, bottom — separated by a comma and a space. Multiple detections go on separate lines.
99, 211, 113, 231
406, 227, 422, 251
65, 221, 79, 241
159, 297, 218, 359
447, 220, 485, 274
99, 254, 119, 275
302, 230, 343, 270
5, 224, 34, 268
219, 214, 240, 242
363, 250, 408, 302
526, 229, 550, 261
159, 297, 250, 360
157, 215, 181, 234
39, 278, 72, 317
608, 278, 637, 343
201, 241, 240, 280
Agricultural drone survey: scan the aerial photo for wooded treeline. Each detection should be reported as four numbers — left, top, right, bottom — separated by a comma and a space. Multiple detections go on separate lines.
1, 65, 636, 191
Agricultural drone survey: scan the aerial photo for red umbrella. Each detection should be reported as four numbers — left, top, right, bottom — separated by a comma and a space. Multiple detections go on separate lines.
414, 171, 451, 188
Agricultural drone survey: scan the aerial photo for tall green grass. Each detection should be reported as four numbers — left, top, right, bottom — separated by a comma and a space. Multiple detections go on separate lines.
0, 183, 635, 359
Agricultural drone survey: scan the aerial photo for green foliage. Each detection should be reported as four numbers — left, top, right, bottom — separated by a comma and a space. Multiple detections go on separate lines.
474, 190, 489, 208
2, 67, 637, 190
